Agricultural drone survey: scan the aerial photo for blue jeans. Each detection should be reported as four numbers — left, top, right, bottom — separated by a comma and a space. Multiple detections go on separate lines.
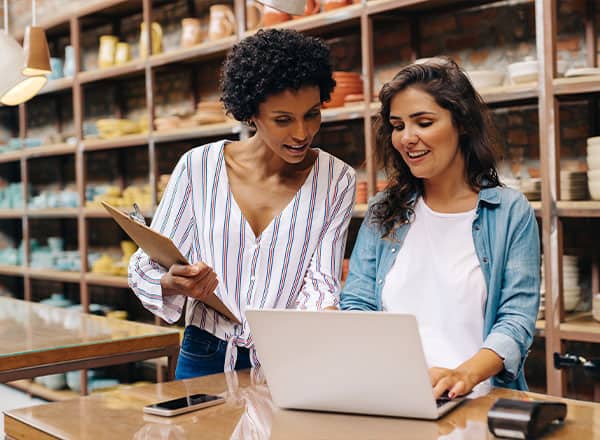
175, 325, 252, 379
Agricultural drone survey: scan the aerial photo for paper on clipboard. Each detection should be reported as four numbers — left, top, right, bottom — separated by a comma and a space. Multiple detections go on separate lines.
101, 201, 240, 324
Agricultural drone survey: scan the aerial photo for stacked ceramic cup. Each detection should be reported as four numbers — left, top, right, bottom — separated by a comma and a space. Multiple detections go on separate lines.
587, 136, 600, 200
560, 170, 588, 200
540, 255, 581, 316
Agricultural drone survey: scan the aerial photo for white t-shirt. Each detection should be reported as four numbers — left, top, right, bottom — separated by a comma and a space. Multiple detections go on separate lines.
381, 197, 487, 370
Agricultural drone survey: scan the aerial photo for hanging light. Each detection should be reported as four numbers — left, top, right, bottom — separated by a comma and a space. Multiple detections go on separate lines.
255, 0, 306, 15
0, 0, 47, 106
22, 0, 51, 75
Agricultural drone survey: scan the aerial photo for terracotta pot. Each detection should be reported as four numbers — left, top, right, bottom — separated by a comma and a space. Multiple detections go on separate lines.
322, 0, 351, 12
263, 5, 291, 26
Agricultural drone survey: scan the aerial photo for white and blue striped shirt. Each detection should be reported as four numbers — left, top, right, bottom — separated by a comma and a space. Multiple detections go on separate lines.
129, 140, 356, 370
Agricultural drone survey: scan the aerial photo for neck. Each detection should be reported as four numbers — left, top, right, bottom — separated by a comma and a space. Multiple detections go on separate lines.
422, 160, 477, 211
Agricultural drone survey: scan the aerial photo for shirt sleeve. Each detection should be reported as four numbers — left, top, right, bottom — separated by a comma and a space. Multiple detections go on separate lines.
296, 167, 356, 310
128, 152, 197, 323
482, 199, 541, 384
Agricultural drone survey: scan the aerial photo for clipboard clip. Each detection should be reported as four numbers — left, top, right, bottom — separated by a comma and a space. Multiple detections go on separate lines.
128, 203, 147, 226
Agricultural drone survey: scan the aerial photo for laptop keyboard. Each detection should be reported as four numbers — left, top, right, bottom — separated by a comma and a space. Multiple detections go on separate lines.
436, 396, 452, 407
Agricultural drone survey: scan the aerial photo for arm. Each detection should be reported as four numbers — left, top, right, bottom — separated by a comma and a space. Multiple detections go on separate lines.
296, 168, 355, 310
128, 152, 203, 323
482, 200, 541, 384
338, 206, 381, 311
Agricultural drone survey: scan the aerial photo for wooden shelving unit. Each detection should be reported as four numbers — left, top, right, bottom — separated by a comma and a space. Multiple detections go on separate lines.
1, 0, 598, 401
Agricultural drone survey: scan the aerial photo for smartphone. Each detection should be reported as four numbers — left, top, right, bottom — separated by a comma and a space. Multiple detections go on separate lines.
143, 393, 225, 416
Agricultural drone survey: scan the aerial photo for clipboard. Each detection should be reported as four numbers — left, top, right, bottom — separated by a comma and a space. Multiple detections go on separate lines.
101, 201, 240, 324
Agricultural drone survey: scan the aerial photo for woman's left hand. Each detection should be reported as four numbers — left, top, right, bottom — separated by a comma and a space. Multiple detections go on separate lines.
429, 367, 477, 399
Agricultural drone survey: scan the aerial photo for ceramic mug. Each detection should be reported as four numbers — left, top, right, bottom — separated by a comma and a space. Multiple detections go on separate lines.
139, 21, 163, 58
208, 4, 236, 41
181, 17, 204, 48
246, 1, 264, 30
98, 35, 118, 68
48, 57, 63, 80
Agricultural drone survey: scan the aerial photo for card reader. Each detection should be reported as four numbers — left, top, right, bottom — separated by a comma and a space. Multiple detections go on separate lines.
487, 398, 567, 439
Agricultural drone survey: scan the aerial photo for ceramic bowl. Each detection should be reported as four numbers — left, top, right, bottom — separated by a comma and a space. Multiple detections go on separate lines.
589, 180, 600, 200
466, 70, 505, 89
587, 144, 600, 156
587, 155, 600, 170
508, 59, 538, 84
588, 169, 600, 181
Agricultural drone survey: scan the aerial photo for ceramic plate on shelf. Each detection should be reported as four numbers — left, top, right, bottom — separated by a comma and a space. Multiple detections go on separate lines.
564, 67, 600, 77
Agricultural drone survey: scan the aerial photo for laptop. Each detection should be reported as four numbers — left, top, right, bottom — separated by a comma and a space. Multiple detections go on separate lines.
245, 309, 467, 419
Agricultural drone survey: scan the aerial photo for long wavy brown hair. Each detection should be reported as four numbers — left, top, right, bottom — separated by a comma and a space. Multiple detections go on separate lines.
372, 57, 501, 238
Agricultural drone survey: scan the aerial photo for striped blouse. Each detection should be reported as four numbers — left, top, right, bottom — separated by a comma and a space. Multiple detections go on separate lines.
129, 140, 356, 371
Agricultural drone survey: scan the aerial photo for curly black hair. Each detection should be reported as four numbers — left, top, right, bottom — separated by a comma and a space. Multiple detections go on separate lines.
220, 28, 336, 122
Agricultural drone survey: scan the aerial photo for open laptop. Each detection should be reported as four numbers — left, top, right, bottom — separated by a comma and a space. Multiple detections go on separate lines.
245, 309, 466, 419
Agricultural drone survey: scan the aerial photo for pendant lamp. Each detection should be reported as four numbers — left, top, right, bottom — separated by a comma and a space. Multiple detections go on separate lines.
22, 0, 51, 75
0, 0, 47, 106
255, 0, 306, 15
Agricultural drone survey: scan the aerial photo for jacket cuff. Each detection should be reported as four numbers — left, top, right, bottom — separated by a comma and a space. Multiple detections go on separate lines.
482, 331, 523, 383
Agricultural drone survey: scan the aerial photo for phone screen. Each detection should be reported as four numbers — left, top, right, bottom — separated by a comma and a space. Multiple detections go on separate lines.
149, 394, 222, 410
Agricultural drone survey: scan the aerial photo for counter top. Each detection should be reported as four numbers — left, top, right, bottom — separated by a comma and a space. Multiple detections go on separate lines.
4, 370, 600, 439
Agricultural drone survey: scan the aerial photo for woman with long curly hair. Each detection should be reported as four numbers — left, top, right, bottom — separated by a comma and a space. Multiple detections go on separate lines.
340, 58, 540, 398
129, 29, 355, 378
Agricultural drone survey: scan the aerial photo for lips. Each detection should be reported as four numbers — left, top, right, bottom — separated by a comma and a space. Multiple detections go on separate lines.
284, 143, 309, 154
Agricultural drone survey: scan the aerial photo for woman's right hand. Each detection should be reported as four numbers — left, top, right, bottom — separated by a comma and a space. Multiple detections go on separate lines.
160, 262, 219, 300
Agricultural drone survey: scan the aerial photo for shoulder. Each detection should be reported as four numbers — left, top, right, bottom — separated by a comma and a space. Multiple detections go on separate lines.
315, 148, 356, 182
186, 139, 228, 162
481, 186, 533, 214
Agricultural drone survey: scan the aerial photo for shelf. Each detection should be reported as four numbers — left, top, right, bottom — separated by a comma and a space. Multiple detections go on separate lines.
0, 150, 24, 164
83, 206, 154, 218
82, 134, 149, 152
0, 209, 25, 219
535, 319, 545, 337
0, 265, 25, 277
84, 272, 129, 288
273, 4, 363, 32
38, 77, 74, 96
27, 208, 79, 218
152, 122, 241, 144
560, 313, 600, 343
553, 75, 600, 96
78, 59, 146, 84
27, 268, 81, 283
24, 143, 77, 159
529, 201, 541, 216
149, 37, 237, 68
322, 103, 366, 123
8, 379, 79, 402
479, 83, 538, 104
556, 201, 600, 217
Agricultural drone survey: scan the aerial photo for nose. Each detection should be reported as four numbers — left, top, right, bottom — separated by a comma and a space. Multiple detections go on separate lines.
291, 121, 308, 144
400, 126, 418, 147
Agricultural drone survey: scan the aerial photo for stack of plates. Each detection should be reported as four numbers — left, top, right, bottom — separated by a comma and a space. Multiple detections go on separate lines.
325, 72, 363, 108
587, 137, 600, 200
540, 255, 581, 314
521, 178, 541, 201
560, 171, 588, 200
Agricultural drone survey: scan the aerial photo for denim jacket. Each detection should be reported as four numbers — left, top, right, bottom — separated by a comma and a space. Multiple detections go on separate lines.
340, 187, 540, 390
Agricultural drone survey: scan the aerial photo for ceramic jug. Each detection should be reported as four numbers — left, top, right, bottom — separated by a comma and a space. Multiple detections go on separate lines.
181, 17, 205, 48
139, 21, 163, 58
208, 5, 236, 41
114, 42, 131, 65
98, 35, 118, 68
64, 45, 75, 76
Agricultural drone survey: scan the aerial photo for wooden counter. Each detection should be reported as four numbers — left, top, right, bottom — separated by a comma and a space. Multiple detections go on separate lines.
0, 298, 179, 383
4, 370, 600, 439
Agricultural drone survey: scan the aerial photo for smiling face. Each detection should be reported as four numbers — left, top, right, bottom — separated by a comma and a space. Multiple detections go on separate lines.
251, 86, 322, 164
389, 86, 465, 186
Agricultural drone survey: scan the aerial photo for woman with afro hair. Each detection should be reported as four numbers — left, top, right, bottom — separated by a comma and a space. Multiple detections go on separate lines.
129, 28, 356, 378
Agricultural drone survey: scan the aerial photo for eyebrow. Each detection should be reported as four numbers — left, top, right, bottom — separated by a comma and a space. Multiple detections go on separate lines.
272, 103, 321, 115
389, 111, 436, 120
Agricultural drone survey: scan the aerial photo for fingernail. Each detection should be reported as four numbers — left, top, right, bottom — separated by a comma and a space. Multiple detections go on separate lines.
448, 392, 455, 399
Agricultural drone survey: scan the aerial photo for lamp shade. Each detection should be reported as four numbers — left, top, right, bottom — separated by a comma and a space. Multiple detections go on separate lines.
22, 26, 51, 75
255, 0, 306, 15
0, 31, 32, 105
1, 75, 47, 106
